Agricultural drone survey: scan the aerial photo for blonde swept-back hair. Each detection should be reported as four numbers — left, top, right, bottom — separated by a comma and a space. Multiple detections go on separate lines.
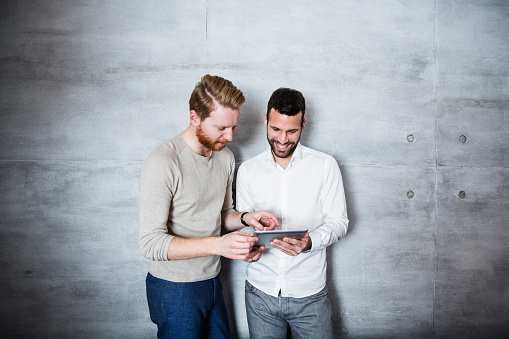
189, 74, 245, 121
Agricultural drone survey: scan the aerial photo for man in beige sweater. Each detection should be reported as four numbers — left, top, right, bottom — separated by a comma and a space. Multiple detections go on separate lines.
138, 75, 278, 339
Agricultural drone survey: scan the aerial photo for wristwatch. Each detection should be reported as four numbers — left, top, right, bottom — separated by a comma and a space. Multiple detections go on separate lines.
240, 212, 249, 226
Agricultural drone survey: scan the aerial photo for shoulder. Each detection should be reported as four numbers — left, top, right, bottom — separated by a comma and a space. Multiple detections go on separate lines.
301, 145, 335, 161
142, 136, 183, 172
301, 145, 340, 170
238, 150, 267, 172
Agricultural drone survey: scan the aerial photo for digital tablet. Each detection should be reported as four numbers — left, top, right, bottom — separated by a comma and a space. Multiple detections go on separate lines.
254, 230, 308, 248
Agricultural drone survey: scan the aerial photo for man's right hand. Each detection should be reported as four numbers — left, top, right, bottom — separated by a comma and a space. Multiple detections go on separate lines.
215, 231, 258, 260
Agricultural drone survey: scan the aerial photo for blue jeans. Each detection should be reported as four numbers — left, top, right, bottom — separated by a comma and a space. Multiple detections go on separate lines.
245, 280, 334, 339
146, 273, 231, 339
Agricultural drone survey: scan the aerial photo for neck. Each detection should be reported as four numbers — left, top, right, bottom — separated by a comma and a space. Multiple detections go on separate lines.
180, 125, 211, 157
272, 152, 292, 169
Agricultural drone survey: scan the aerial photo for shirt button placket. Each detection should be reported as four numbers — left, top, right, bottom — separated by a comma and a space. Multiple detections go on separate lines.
276, 170, 288, 295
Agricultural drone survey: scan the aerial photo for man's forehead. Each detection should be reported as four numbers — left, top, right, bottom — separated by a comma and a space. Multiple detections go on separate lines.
268, 110, 303, 125
205, 106, 239, 125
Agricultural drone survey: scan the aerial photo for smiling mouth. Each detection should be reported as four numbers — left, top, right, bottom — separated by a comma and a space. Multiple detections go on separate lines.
275, 142, 291, 150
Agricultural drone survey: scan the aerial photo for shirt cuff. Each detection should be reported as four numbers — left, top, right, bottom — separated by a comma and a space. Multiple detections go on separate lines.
306, 231, 320, 254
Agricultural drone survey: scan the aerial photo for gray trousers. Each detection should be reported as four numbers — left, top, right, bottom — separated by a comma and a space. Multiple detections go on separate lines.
245, 280, 334, 339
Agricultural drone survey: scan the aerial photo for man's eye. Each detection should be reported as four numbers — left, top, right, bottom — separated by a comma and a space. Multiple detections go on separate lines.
218, 127, 225, 131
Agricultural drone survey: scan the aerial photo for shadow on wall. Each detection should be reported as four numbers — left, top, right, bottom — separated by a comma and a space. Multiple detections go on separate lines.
227, 89, 268, 162
218, 260, 236, 337
302, 99, 354, 337
327, 245, 346, 339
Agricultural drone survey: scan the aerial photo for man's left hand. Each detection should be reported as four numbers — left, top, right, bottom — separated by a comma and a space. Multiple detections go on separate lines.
271, 232, 311, 256
244, 211, 279, 231
244, 246, 265, 263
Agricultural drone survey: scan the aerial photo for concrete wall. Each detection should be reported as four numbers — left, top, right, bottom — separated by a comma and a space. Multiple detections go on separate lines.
1, 1, 507, 338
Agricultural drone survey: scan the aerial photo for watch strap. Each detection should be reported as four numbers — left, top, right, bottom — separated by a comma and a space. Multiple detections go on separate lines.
240, 212, 249, 226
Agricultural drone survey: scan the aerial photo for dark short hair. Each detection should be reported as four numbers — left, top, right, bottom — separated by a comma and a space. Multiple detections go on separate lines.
189, 74, 245, 121
266, 88, 305, 126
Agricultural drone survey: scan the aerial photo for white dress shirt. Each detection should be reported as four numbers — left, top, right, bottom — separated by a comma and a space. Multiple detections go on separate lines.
236, 143, 348, 298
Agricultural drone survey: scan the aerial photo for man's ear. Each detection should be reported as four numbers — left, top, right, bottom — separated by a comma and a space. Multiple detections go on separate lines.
264, 114, 268, 128
190, 110, 201, 127
301, 118, 306, 131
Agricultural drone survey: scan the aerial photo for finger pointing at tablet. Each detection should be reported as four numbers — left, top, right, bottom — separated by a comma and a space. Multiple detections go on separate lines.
241, 211, 279, 231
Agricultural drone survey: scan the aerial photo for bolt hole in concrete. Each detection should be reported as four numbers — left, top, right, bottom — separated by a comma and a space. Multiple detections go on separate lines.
459, 135, 467, 143
406, 134, 415, 143
406, 190, 415, 199
458, 191, 466, 199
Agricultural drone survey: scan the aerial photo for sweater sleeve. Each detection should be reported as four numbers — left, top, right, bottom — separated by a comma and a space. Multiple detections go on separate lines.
138, 151, 175, 261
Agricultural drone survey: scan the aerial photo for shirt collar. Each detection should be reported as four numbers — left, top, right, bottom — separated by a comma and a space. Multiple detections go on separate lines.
264, 142, 303, 167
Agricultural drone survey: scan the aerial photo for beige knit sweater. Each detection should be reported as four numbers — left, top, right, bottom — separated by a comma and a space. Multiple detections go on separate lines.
138, 135, 235, 282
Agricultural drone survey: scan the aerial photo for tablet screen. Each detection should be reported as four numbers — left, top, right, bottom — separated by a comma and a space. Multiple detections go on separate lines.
254, 230, 308, 248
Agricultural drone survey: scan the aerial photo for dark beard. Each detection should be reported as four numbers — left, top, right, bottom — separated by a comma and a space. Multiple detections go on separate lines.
196, 125, 227, 152
267, 136, 299, 159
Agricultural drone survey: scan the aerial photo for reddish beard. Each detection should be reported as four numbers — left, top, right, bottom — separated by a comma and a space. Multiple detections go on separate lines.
196, 125, 228, 152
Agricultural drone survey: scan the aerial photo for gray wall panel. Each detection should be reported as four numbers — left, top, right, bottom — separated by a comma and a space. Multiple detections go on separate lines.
206, 0, 437, 167
435, 168, 509, 338
436, 0, 509, 168
0, 161, 154, 338
330, 166, 435, 337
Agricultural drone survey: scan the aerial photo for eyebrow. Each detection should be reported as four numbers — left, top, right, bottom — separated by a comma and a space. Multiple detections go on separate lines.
214, 124, 237, 128
270, 125, 298, 132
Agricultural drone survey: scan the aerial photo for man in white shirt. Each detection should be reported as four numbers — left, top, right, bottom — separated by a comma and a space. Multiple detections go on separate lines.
236, 88, 349, 338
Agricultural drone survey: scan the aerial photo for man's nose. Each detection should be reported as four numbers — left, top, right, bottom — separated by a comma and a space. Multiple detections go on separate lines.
224, 128, 234, 141
279, 131, 288, 144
